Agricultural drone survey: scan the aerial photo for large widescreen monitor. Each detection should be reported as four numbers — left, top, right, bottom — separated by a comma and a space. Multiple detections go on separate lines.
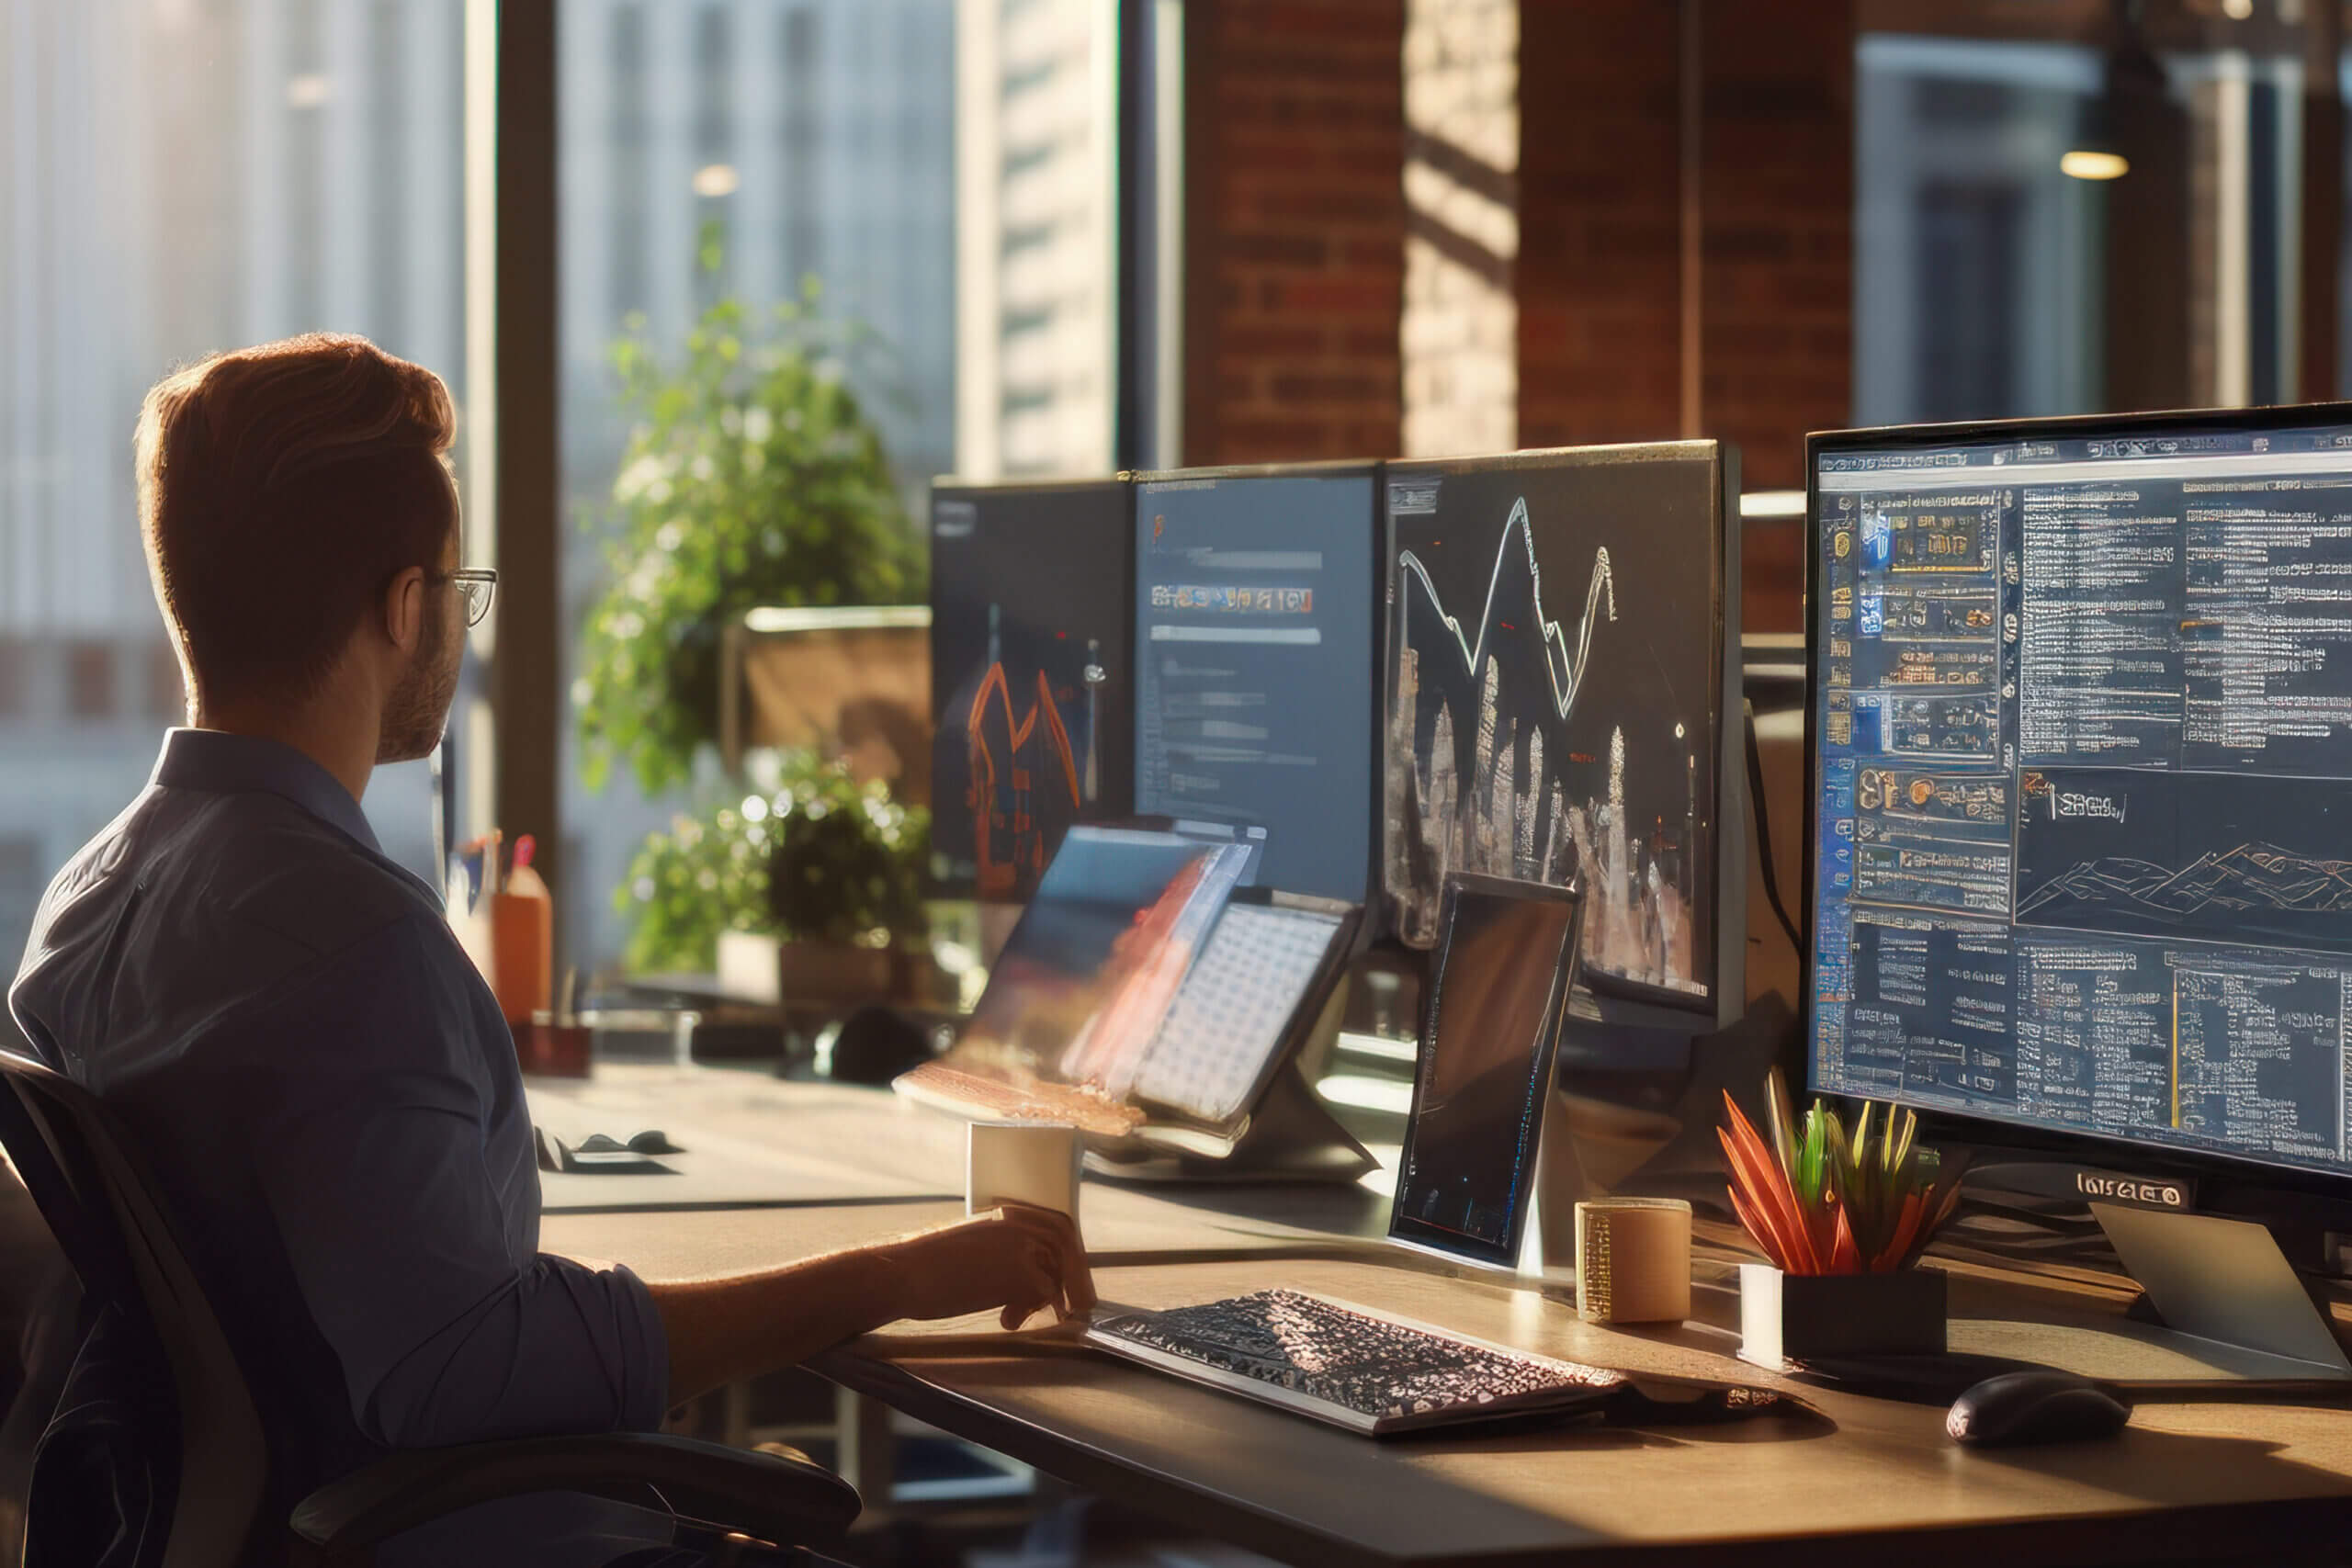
1132, 464, 1381, 905
1809, 408, 2352, 1193
930, 478, 1133, 903
1383, 445, 1741, 1028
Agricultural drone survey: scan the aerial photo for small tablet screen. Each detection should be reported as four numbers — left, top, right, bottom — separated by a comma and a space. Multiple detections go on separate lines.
1389, 874, 1583, 1269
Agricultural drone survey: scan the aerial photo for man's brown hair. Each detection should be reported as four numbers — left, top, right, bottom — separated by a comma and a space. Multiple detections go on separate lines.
136, 333, 458, 707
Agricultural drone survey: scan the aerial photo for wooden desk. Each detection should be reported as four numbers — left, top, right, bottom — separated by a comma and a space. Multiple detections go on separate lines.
546, 1193, 2352, 1568
819, 1258, 2352, 1567
528, 1068, 1392, 1257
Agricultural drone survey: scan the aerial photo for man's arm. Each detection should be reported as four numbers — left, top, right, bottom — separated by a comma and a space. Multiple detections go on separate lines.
241, 920, 673, 1447
647, 1205, 1095, 1404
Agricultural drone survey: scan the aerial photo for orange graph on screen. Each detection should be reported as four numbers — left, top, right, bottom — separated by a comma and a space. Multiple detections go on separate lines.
967, 661, 1084, 899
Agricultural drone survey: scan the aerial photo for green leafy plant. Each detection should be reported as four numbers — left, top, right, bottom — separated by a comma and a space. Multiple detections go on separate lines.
616, 754, 928, 974
1719, 1068, 1965, 1276
765, 760, 928, 947
575, 265, 925, 797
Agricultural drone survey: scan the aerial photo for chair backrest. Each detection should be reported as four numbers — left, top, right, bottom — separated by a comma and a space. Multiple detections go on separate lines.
0, 1052, 268, 1568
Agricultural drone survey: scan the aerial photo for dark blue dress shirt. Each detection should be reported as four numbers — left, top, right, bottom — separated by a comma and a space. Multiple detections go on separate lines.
9, 730, 684, 1565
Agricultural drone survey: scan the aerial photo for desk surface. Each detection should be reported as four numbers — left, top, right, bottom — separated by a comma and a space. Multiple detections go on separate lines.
818, 1258, 2352, 1568
547, 1183, 2352, 1568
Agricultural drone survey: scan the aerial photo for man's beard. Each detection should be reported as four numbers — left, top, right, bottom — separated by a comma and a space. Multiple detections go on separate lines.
378, 597, 459, 764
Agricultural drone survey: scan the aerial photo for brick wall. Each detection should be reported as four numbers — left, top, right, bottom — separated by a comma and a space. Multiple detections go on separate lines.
1182, 0, 1408, 465
1516, 3, 1682, 450
1183, 2, 1849, 626
1700, 0, 1852, 631
1400, 0, 1519, 457
1516, 1, 1852, 629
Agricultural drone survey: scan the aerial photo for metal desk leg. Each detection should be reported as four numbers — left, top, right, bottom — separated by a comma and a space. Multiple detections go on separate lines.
833, 1384, 896, 1505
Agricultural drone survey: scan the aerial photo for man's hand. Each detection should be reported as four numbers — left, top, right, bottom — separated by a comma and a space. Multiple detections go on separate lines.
884, 1204, 1096, 1330
646, 1201, 1098, 1403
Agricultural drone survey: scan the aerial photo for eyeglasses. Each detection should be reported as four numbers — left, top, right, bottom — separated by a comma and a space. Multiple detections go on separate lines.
434, 568, 499, 627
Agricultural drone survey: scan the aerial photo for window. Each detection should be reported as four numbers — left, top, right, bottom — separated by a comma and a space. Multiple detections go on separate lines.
557, 0, 1121, 979
0, 0, 467, 1008
1855, 6, 2306, 425
65, 644, 117, 722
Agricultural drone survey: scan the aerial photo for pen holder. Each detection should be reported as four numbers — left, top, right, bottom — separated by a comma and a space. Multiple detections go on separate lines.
514, 1012, 592, 1078
1737, 1263, 1947, 1368
487, 891, 552, 1025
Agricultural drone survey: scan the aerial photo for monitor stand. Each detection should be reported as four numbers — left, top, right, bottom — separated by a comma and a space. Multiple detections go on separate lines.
2086, 1202, 2352, 1382
1767, 1201, 2352, 1406
1083, 1063, 1377, 1184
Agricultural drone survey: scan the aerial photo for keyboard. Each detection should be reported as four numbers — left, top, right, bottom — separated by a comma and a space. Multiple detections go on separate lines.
1134, 904, 1343, 1124
892, 1060, 1146, 1137
1085, 1289, 1630, 1436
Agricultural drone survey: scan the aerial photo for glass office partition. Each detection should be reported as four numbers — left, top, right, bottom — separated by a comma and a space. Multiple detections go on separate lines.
0, 0, 468, 1041
1856, 1, 2307, 425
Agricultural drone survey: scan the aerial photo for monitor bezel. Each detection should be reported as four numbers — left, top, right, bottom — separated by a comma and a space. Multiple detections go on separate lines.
1128, 460, 1386, 913
927, 474, 1138, 905
1378, 441, 1741, 1028
1804, 402, 2352, 1212
1387, 870, 1587, 1272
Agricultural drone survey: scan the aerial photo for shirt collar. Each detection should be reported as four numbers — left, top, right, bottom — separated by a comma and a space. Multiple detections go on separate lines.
151, 728, 384, 856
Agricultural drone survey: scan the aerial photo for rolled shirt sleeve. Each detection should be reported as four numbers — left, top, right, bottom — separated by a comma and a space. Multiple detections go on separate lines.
231, 916, 670, 1448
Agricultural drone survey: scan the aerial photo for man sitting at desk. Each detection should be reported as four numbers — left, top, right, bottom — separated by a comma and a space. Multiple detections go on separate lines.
7, 334, 1093, 1566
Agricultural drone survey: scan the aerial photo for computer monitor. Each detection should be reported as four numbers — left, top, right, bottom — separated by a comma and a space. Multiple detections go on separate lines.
1808, 407, 2352, 1231
930, 478, 1134, 902
1390, 874, 1587, 1270
1382, 445, 1743, 1032
1132, 463, 1382, 905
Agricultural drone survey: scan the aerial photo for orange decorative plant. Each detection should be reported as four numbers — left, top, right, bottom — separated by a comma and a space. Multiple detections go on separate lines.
1720, 1068, 1964, 1276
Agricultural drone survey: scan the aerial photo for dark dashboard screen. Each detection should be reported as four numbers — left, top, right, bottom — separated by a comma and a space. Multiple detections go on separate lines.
1390, 875, 1583, 1268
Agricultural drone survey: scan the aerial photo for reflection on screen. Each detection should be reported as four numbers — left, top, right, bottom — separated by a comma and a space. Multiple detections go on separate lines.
1391, 885, 1578, 1268
953, 829, 1246, 1099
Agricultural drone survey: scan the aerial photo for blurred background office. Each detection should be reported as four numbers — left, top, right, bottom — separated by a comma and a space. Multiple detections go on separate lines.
0, 0, 2339, 1023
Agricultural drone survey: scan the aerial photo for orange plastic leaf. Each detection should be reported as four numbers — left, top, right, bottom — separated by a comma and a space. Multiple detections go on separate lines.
1724, 1183, 1792, 1272
1871, 1190, 1926, 1273
1828, 1201, 1863, 1275
1718, 1111, 1821, 1274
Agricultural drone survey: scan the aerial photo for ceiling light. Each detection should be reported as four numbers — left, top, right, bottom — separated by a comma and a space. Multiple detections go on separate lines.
691, 164, 741, 198
2061, 149, 2130, 181
286, 73, 331, 109
2222, 0, 2254, 18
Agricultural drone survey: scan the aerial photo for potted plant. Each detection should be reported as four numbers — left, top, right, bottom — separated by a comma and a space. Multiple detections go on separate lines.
575, 263, 924, 801
1722, 1069, 1966, 1367
762, 758, 930, 1006
619, 753, 929, 1007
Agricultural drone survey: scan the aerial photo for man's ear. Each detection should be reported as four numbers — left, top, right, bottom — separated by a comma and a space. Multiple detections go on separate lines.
384, 566, 427, 657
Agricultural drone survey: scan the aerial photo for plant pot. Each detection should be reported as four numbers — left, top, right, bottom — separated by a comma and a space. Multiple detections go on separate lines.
775, 939, 898, 1009
1737, 1262, 1947, 1368
716, 931, 785, 1004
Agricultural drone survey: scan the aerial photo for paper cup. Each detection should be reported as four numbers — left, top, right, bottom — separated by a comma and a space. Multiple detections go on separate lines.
967, 1121, 1083, 1228
1575, 1197, 1692, 1324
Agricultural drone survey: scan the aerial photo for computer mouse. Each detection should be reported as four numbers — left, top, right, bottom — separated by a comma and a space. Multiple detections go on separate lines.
627, 1129, 683, 1156
1946, 1370, 2131, 1449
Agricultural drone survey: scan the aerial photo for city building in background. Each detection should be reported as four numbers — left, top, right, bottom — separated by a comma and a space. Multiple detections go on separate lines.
559, 0, 1120, 975
0, 0, 464, 1039
955, 0, 1119, 481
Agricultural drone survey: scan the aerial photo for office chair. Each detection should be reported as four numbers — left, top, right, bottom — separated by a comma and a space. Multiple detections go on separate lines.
0, 1052, 860, 1567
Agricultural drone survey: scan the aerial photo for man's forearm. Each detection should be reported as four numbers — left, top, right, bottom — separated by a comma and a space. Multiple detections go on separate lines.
648, 1243, 905, 1406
